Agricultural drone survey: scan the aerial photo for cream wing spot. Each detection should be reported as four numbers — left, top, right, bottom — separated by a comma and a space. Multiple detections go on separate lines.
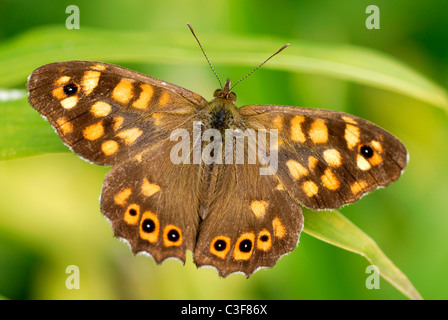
116, 128, 143, 145
81, 70, 101, 95
371, 140, 383, 153
114, 188, 132, 206
321, 168, 340, 190
133, 84, 153, 109
250, 200, 269, 219
52, 87, 65, 100
102, 140, 119, 156
350, 180, 368, 195
60, 96, 79, 109
82, 121, 104, 141
55, 76, 71, 86
112, 79, 134, 103
141, 178, 161, 197
90, 64, 106, 71
90, 101, 112, 117
357, 154, 372, 170
56, 118, 73, 136
272, 217, 286, 239
113, 117, 124, 131
158, 92, 171, 107
323, 149, 342, 167
290, 115, 306, 142
308, 156, 319, 171
309, 119, 328, 144
345, 124, 360, 150
286, 159, 308, 180
341, 116, 358, 125
302, 180, 318, 197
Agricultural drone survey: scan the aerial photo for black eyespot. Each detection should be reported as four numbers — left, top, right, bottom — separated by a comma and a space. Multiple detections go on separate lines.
129, 208, 137, 216
214, 239, 227, 252
239, 239, 252, 253
63, 83, 78, 95
360, 144, 374, 158
167, 229, 180, 242
260, 235, 269, 242
142, 219, 156, 233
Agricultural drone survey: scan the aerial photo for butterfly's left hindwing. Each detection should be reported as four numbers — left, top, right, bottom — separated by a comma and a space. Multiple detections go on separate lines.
27, 61, 207, 165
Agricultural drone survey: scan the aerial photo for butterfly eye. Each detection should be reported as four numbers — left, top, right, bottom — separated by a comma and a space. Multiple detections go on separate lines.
163, 225, 183, 246
359, 144, 374, 159
139, 211, 160, 243
229, 92, 237, 101
124, 204, 140, 225
167, 229, 180, 242
256, 229, 272, 252
141, 219, 156, 233
214, 89, 222, 97
63, 83, 78, 96
239, 239, 253, 253
210, 236, 231, 259
214, 239, 227, 251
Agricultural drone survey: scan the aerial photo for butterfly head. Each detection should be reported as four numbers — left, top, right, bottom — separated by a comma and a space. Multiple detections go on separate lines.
214, 78, 237, 103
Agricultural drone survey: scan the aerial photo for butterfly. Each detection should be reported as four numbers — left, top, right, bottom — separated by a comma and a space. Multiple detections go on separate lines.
27, 29, 408, 278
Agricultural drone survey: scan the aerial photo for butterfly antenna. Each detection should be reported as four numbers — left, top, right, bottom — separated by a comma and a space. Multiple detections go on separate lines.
230, 43, 290, 91
187, 22, 223, 90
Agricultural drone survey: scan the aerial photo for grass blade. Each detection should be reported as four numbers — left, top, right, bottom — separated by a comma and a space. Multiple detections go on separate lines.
303, 209, 423, 300
0, 26, 446, 112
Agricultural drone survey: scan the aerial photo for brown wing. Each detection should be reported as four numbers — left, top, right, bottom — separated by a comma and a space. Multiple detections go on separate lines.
100, 137, 202, 263
27, 60, 208, 165
193, 131, 303, 277
239, 104, 408, 210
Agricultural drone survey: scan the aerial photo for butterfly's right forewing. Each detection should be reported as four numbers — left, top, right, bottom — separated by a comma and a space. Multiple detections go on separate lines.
27, 60, 207, 166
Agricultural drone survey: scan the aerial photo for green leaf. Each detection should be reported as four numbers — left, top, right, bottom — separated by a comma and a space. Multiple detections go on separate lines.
0, 25, 447, 112
0, 98, 67, 159
303, 209, 423, 300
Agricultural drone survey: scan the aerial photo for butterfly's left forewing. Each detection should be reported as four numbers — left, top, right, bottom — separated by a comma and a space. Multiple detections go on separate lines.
239, 104, 408, 210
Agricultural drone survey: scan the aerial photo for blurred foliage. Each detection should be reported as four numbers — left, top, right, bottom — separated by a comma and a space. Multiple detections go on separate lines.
0, 0, 447, 300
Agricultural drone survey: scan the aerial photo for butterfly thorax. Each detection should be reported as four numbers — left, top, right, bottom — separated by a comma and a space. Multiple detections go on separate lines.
208, 78, 238, 133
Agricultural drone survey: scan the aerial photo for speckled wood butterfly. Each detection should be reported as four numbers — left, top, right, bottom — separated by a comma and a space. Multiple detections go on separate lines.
27, 28, 408, 277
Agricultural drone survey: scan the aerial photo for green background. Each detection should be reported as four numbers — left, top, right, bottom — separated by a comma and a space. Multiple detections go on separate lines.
0, 0, 447, 299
